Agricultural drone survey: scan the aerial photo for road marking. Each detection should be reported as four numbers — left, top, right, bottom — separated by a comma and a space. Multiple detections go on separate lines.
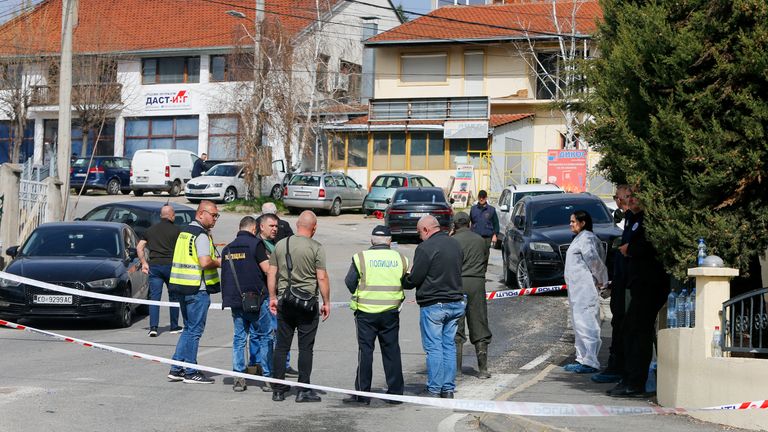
520, 348, 554, 371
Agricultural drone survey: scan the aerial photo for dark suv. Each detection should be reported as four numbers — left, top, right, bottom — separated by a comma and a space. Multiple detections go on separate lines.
501, 193, 622, 288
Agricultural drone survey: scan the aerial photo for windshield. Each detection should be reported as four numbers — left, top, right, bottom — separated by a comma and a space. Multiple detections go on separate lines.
289, 175, 321, 187
20, 227, 122, 257
393, 190, 446, 204
513, 190, 563, 205
206, 164, 240, 177
531, 201, 612, 227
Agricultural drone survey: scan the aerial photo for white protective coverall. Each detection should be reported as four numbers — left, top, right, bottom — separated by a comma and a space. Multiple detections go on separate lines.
564, 230, 609, 369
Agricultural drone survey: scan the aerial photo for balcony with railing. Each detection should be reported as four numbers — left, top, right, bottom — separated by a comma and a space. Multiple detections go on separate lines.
30, 83, 122, 106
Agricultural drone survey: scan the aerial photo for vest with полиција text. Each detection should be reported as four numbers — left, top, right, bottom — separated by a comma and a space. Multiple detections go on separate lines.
351, 249, 408, 313
169, 224, 220, 295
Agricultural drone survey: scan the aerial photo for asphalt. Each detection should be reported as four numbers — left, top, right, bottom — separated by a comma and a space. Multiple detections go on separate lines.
477, 305, 750, 432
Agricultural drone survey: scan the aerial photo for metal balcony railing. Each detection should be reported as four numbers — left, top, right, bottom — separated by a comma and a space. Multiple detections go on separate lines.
30, 83, 122, 106
722, 287, 768, 354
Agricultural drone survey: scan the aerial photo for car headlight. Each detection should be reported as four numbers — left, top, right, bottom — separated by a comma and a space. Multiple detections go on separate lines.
87, 278, 120, 290
0, 277, 21, 288
212, 183, 223, 188
530, 242, 554, 253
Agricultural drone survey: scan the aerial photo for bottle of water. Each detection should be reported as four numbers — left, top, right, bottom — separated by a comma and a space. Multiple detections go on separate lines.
666, 289, 677, 328
712, 326, 722, 357
677, 288, 688, 327
697, 238, 707, 266
688, 288, 696, 327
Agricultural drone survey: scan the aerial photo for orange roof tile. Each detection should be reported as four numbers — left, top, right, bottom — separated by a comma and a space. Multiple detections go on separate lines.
368, 1, 601, 45
0, 0, 345, 55
490, 113, 534, 127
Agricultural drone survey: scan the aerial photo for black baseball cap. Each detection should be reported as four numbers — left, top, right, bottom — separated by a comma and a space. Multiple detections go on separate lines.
372, 225, 391, 236
454, 212, 470, 225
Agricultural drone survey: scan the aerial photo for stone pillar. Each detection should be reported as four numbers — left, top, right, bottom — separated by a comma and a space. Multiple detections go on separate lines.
44, 177, 63, 223
0, 163, 22, 265
688, 267, 740, 357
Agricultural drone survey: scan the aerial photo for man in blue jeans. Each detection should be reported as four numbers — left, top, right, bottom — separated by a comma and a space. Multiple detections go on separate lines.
404, 215, 466, 398
137, 205, 182, 337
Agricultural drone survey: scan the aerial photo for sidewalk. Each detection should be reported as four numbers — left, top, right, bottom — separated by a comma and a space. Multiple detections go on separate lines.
478, 312, 748, 432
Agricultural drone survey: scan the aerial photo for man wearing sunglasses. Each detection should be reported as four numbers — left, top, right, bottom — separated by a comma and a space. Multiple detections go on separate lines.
167, 200, 222, 384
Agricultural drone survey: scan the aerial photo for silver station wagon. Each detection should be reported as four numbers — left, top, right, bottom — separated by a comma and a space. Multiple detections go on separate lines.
283, 171, 366, 216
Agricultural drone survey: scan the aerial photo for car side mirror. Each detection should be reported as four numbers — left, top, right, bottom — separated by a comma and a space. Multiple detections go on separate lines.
613, 208, 624, 224
499, 204, 509, 212
514, 215, 525, 229
6, 246, 19, 258
127, 247, 138, 260
449, 198, 455, 204
385, 198, 392, 204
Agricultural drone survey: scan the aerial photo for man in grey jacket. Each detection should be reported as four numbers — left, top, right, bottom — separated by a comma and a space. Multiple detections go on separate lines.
403, 215, 465, 398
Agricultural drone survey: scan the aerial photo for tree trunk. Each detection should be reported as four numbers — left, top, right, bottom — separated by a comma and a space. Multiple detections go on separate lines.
81, 127, 89, 157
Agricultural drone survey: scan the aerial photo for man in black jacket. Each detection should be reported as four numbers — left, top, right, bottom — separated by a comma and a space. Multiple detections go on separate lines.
403, 215, 466, 398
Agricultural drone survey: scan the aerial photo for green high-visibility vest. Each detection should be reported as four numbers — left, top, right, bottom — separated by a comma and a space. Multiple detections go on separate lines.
351, 249, 408, 313
169, 224, 220, 295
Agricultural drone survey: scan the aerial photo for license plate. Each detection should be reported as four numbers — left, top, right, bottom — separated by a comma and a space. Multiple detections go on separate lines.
136, 176, 148, 183
74, 173, 86, 177
34, 295, 73, 305
410, 212, 429, 218
295, 191, 311, 197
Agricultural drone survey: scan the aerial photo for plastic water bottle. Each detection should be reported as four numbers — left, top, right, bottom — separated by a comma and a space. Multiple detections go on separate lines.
712, 326, 722, 357
666, 290, 677, 328
676, 288, 688, 327
645, 360, 657, 393
688, 288, 696, 327
697, 238, 707, 266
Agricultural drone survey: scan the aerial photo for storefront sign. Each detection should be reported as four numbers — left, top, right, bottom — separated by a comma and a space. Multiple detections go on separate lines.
144, 90, 191, 111
443, 120, 489, 139
450, 164, 474, 208
546, 149, 588, 192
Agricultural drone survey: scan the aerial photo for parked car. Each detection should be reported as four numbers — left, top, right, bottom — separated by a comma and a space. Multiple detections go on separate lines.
185, 162, 247, 204
78, 201, 196, 238
130, 149, 198, 196
70, 156, 132, 195
283, 171, 366, 216
0, 222, 149, 328
362, 173, 435, 215
496, 183, 564, 248
269, 172, 294, 200
501, 193, 622, 289
384, 187, 453, 239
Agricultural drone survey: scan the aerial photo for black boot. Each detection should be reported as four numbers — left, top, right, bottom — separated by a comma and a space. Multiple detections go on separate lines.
475, 342, 491, 379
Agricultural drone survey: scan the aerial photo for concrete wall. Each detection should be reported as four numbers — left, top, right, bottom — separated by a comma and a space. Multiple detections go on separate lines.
658, 267, 768, 431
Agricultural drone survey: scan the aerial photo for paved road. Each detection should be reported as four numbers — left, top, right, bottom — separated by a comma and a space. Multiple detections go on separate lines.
0, 193, 571, 432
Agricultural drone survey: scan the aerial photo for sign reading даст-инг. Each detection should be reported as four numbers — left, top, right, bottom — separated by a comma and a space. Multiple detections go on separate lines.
144, 90, 191, 112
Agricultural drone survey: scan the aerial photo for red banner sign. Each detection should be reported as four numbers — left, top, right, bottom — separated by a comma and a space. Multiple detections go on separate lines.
547, 149, 588, 192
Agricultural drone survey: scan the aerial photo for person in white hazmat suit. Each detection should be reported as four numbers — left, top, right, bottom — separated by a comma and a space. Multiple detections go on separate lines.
563, 210, 609, 374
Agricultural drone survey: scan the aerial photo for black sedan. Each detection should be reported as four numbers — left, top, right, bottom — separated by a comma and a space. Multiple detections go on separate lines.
384, 187, 453, 239
0, 222, 149, 327
78, 201, 196, 238
502, 193, 622, 288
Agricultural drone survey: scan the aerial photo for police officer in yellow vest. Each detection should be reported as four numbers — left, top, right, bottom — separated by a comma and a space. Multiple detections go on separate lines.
342, 225, 408, 405
167, 200, 221, 384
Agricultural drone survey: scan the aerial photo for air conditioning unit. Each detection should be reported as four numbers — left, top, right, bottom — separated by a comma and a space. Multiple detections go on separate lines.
335, 73, 350, 92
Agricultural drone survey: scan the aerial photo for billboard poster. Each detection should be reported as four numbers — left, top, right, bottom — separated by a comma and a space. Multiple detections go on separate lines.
450, 164, 474, 208
546, 149, 588, 192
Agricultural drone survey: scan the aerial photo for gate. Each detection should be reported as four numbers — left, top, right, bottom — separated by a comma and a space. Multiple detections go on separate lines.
721, 287, 768, 354
18, 159, 51, 243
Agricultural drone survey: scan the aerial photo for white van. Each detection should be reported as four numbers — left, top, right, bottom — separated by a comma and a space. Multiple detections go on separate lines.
130, 149, 198, 196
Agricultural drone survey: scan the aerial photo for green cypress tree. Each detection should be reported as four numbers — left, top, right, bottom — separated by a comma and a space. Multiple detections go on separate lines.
585, 0, 768, 278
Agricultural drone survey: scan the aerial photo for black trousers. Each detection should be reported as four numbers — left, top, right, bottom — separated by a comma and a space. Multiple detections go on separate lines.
456, 276, 492, 345
271, 303, 319, 392
605, 282, 626, 374
354, 309, 404, 396
623, 278, 669, 389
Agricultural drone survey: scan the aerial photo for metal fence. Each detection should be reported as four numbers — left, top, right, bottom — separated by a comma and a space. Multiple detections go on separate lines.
18, 158, 53, 243
721, 287, 768, 354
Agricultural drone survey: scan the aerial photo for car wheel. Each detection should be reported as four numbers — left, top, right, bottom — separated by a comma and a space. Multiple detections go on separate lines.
133, 190, 144, 197
516, 258, 532, 289
329, 198, 341, 216
270, 184, 282, 200
107, 178, 121, 195
113, 303, 132, 328
364, 209, 374, 216
169, 180, 181, 197
223, 187, 237, 203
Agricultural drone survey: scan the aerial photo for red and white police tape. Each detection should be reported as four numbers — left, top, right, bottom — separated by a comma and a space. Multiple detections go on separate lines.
1, 318, 766, 416
485, 284, 567, 300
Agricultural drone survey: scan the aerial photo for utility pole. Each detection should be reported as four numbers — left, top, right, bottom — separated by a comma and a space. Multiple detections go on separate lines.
57, 0, 77, 220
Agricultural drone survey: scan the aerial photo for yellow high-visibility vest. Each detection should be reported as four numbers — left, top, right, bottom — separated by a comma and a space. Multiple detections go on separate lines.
351, 249, 408, 313
169, 224, 220, 295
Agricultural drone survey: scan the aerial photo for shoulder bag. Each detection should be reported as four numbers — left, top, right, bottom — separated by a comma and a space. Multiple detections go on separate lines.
280, 236, 319, 314
224, 246, 263, 314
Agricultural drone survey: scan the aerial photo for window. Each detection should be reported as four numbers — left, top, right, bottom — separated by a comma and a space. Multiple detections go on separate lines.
329, 135, 345, 170
390, 133, 406, 170
142, 57, 200, 84
124, 116, 199, 158
448, 138, 488, 169
373, 133, 388, 170
0, 63, 23, 89
73, 57, 117, 84
337, 60, 362, 98
316, 54, 330, 93
464, 51, 484, 95
345, 176, 359, 189
427, 133, 445, 169
210, 54, 253, 82
410, 133, 427, 170
348, 134, 368, 168
0, 120, 34, 164
208, 116, 240, 159
400, 53, 447, 83
44, 119, 115, 158
536, 52, 560, 100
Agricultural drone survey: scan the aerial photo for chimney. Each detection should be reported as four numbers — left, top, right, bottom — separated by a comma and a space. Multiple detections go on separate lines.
361, 17, 378, 104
